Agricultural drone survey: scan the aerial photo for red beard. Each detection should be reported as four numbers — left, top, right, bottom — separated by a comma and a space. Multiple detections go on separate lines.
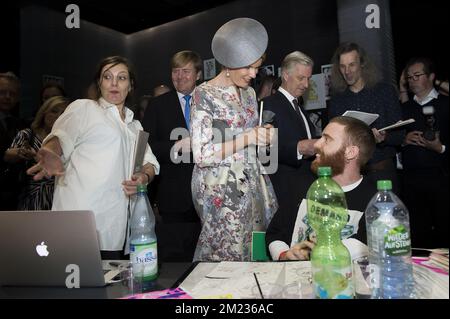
311, 146, 346, 176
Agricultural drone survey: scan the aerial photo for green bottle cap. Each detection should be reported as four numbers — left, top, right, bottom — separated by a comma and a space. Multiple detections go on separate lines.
317, 166, 332, 176
377, 180, 392, 190
137, 184, 147, 193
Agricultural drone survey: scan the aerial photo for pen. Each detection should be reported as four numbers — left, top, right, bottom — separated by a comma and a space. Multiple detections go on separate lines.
253, 272, 264, 299
259, 101, 264, 126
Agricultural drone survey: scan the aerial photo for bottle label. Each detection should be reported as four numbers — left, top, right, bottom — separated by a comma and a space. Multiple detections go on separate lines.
130, 241, 158, 280
384, 225, 411, 256
312, 265, 354, 299
307, 200, 348, 228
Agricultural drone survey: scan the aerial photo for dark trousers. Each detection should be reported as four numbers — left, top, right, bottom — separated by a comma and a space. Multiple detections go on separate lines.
155, 208, 201, 262
402, 170, 449, 248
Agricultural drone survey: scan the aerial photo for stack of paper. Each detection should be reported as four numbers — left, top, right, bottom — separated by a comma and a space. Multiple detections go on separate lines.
413, 258, 449, 299
429, 249, 449, 272
181, 261, 313, 299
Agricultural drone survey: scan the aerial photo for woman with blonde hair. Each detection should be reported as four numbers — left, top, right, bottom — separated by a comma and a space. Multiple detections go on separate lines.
5, 96, 69, 210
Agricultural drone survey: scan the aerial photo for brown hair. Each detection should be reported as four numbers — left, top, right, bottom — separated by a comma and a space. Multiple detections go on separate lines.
330, 116, 375, 167
330, 42, 380, 94
171, 50, 202, 73
93, 56, 136, 103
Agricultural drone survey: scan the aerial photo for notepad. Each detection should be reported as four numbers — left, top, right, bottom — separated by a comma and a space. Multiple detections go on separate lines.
131, 130, 149, 177
342, 111, 379, 126
378, 119, 415, 132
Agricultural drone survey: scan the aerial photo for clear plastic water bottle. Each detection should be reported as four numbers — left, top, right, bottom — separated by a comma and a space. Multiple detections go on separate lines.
307, 166, 353, 299
365, 180, 415, 299
130, 184, 158, 282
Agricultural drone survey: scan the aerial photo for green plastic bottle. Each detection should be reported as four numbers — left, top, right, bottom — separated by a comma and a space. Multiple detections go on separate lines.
307, 166, 353, 299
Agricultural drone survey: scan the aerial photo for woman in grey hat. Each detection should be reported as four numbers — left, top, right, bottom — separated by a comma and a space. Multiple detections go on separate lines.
190, 18, 278, 261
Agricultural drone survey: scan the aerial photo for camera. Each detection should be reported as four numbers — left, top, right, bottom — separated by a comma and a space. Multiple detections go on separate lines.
422, 106, 438, 141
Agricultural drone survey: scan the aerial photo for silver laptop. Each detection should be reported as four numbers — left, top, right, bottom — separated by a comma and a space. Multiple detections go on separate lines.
0, 210, 121, 287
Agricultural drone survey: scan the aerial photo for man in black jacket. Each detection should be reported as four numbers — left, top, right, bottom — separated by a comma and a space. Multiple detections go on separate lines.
266, 116, 377, 261
401, 57, 449, 248
142, 51, 202, 261
262, 51, 318, 242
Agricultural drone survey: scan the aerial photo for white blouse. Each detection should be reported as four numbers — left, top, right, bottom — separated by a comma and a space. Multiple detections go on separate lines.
44, 98, 160, 251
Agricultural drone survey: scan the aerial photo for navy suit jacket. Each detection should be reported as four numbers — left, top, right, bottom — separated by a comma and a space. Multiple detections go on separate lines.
142, 91, 196, 218
263, 91, 318, 248
263, 91, 317, 169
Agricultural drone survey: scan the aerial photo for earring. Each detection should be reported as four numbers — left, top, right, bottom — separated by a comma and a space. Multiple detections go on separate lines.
226, 70, 230, 77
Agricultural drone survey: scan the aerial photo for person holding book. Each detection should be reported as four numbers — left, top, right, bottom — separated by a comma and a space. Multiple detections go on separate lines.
27, 56, 160, 259
328, 42, 405, 192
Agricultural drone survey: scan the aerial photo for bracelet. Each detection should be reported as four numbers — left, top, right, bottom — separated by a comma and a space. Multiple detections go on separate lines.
399, 90, 407, 93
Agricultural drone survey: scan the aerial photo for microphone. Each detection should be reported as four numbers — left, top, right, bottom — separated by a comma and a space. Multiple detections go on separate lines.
262, 110, 275, 125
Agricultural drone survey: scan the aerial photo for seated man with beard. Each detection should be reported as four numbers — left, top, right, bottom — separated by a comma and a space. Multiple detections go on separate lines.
266, 116, 377, 261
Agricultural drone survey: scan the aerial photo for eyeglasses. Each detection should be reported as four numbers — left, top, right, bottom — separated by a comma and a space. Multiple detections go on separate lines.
406, 73, 427, 81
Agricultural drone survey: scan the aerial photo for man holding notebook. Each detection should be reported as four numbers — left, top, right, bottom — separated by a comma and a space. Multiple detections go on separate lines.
328, 42, 405, 192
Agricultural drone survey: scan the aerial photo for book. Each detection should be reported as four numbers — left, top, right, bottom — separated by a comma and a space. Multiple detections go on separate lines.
342, 110, 379, 126
378, 118, 415, 132
131, 130, 149, 177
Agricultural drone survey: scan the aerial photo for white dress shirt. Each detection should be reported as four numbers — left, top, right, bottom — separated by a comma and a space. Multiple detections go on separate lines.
44, 98, 160, 251
177, 91, 192, 117
278, 87, 312, 159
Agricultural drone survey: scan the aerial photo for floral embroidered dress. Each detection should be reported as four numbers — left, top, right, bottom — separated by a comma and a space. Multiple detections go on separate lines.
191, 82, 278, 261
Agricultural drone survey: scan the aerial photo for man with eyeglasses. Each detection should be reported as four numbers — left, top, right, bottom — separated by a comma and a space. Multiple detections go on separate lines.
328, 42, 405, 192
400, 57, 448, 249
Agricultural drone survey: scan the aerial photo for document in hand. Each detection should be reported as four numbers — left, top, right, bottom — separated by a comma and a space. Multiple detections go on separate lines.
131, 130, 149, 177
342, 110, 379, 126
378, 118, 415, 132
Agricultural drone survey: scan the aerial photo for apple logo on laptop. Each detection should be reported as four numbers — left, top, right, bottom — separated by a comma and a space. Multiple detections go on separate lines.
36, 242, 49, 257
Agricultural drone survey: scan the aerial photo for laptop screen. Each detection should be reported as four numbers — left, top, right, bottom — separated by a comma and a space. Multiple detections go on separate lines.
0, 210, 107, 287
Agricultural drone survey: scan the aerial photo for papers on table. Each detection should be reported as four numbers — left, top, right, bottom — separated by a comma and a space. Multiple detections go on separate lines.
413, 258, 449, 299
342, 111, 379, 126
180, 261, 313, 299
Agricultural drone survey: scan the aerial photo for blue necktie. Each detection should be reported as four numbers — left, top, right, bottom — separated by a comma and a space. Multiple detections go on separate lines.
183, 95, 191, 129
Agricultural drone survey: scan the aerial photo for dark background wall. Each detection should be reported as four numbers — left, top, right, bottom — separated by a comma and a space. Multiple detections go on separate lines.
1, 0, 447, 118
19, 6, 126, 119
129, 0, 339, 98
16, 0, 339, 117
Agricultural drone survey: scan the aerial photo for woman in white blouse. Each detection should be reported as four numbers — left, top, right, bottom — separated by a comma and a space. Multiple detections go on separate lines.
28, 56, 160, 258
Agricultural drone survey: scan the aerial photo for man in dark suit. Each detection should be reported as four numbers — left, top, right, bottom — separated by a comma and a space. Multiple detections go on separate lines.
142, 51, 202, 261
262, 51, 318, 248
0, 72, 25, 210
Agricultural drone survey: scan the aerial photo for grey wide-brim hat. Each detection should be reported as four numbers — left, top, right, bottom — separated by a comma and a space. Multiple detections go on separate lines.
212, 17, 268, 69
